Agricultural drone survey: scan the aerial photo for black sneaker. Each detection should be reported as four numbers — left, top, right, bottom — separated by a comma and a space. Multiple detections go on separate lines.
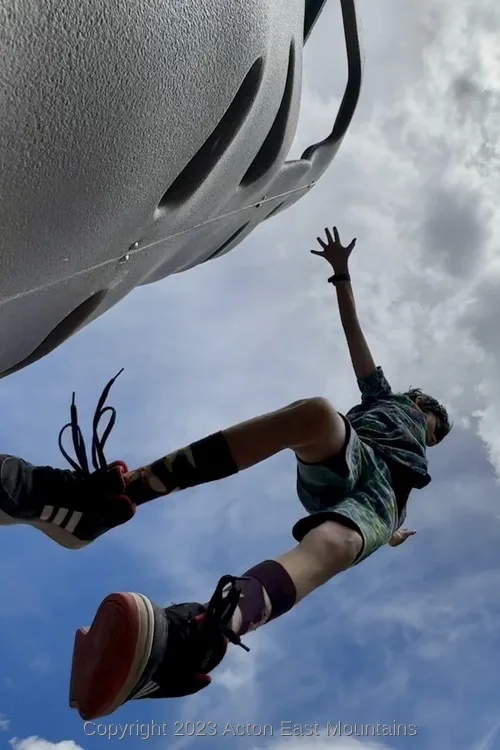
69, 576, 249, 720
0, 371, 135, 549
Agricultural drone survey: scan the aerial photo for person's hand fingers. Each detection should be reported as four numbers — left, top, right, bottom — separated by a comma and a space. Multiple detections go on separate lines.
310, 249, 323, 256
317, 236, 327, 248
333, 226, 340, 244
325, 227, 334, 245
347, 238, 357, 252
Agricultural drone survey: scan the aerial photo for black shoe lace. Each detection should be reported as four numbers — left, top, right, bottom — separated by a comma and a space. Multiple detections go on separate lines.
200, 575, 250, 653
58, 369, 124, 477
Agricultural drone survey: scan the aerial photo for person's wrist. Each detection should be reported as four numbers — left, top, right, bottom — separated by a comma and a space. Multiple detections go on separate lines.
332, 265, 349, 275
328, 268, 350, 285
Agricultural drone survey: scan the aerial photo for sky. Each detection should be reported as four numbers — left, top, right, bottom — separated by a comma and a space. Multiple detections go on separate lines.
1, 0, 500, 749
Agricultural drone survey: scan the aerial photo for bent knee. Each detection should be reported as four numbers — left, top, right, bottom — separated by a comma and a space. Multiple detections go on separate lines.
292, 397, 345, 459
304, 520, 362, 570
296, 396, 340, 436
301, 396, 335, 420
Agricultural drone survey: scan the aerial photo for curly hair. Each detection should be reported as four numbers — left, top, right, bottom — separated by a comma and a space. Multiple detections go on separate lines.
405, 388, 452, 443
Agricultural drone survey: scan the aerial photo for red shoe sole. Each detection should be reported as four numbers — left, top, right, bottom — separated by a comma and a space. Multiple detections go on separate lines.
109, 460, 129, 474
69, 592, 155, 720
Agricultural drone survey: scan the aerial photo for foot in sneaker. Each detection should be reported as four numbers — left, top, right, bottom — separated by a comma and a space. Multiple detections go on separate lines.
0, 370, 135, 549
69, 576, 249, 719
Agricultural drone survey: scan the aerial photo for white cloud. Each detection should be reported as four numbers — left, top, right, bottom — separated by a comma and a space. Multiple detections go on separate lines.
0, 714, 10, 731
253, 733, 392, 750
9, 739, 84, 750
29, 655, 52, 675
471, 717, 500, 750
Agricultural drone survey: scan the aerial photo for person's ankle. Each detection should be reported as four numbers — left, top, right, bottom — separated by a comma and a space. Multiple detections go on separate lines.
225, 561, 297, 637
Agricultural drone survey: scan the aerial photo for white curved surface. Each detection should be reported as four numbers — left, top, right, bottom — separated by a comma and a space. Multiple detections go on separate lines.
0, 0, 360, 377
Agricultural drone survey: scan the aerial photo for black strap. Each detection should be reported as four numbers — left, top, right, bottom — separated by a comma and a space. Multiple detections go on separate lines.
328, 272, 351, 285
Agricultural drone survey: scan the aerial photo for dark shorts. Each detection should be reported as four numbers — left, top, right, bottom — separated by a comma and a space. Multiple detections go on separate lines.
292, 416, 398, 565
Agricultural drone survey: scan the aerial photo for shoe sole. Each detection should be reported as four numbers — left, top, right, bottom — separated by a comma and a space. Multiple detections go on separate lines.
0, 508, 90, 549
69, 592, 155, 719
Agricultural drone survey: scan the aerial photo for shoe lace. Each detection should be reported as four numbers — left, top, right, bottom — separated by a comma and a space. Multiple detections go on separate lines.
200, 575, 250, 653
58, 369, 124, 476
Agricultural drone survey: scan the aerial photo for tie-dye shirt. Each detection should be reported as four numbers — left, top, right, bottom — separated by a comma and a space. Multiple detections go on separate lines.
346, 366, 431, 492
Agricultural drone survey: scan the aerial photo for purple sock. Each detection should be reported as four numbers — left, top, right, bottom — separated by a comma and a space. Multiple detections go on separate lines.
233, 560, 297, 636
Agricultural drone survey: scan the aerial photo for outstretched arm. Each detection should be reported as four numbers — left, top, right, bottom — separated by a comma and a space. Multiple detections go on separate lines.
311, 227, 376, 381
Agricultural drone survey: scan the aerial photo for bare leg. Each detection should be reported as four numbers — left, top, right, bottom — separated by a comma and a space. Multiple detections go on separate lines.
222, 397, 346, 468
124, 397, 347, 504
277, 521, 361, 601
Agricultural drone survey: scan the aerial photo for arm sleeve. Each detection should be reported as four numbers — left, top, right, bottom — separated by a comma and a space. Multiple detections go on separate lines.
394, 505, 407, 531
357, 366, 393, 401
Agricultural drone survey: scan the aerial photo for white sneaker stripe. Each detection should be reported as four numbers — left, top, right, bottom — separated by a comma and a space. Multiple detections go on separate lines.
134, 680, 159, 699
39, 505, 82, 535
64, 511, 82, 534
40, 505, 53, 521
52, 508, 69, 526
135, 680, 157, 696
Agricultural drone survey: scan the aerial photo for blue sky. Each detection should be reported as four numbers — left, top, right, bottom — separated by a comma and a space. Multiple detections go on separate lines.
2, 1, 500, 749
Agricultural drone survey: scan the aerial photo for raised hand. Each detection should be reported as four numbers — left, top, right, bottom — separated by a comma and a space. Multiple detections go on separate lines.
388, 528, 416, 547
310, 227, 356, 272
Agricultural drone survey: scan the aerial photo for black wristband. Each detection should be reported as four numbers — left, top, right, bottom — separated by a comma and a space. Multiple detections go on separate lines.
328, 272, 351, 285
